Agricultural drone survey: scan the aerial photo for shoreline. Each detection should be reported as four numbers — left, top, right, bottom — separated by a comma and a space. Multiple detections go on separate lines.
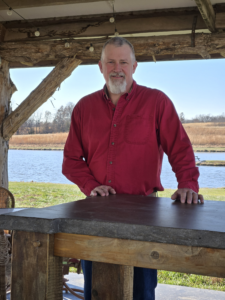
9, 145, 225, 152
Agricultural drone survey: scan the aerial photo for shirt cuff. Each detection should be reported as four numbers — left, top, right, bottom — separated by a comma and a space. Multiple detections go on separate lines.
80, 179, 101, 196
178, 181, 199, 193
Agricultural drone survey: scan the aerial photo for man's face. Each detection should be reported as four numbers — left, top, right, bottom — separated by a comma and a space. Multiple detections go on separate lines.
98, 44, 137, 95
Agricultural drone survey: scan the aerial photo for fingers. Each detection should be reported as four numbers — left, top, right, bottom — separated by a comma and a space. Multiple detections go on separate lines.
181, 191, 187, 204
90, 185, 116, 197
193, 192, 198, 204
171, 191, 178, 200
171, 188, 204, 204
198, 194, 204, 204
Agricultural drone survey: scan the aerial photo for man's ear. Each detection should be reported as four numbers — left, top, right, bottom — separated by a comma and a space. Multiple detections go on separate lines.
132, 61, 138, 74
98, 60, 103, 74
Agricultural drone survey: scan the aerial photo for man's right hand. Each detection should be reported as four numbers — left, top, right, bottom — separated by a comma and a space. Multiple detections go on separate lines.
90, 185, 116, 197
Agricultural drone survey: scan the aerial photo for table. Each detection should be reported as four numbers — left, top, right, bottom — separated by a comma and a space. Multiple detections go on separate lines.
1, 195, 225, 300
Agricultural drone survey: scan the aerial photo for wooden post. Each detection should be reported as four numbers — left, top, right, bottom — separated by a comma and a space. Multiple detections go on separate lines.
92, 262, 133, 300
0, 58, 16, 300
0, 59, 17, 189
11, 231, 62, 300
0, 266, 5, 300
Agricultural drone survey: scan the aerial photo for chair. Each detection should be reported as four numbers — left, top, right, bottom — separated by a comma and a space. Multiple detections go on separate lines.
62, 258, 84, 299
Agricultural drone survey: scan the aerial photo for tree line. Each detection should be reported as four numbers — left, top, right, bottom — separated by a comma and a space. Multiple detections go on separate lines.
16, 102, 74, 135
15, 104, 225, 135
179, 112, 225, 124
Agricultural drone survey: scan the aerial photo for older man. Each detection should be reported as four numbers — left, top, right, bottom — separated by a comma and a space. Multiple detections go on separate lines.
62, 37, 203, 300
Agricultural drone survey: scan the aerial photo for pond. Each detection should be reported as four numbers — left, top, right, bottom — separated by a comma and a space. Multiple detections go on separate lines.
8, 150, 225, 189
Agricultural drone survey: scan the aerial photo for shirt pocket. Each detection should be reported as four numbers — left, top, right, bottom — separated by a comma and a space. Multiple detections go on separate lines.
124, 115, 152, 145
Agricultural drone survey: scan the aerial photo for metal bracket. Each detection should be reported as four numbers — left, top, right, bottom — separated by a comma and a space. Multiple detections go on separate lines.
191, 16, 198, 47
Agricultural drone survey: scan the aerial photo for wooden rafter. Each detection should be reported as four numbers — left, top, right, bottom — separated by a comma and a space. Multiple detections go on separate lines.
0, 0, 105, 10
1, 31, 225, 67
2, 8, 207, 42
195, 0, 216, 32
2, 57, 81, 140
5, 13, 207, 41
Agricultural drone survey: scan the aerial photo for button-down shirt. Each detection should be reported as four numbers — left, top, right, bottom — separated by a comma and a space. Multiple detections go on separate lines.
62, 81, 199, 196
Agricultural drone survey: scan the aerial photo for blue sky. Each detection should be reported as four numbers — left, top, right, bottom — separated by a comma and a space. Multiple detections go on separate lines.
10, 58, 225, 120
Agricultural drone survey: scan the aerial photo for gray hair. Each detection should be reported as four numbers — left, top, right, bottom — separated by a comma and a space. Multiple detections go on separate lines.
101, 37, 136, 62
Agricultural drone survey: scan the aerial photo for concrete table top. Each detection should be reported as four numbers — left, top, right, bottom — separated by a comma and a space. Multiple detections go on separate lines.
0, 195, 225, 249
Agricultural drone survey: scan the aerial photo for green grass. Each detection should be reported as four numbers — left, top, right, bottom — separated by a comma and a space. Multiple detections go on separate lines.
159, 188, 225, 201
158, 271, 225, 291
9, 182, 85, 208
8, 182, 225, 291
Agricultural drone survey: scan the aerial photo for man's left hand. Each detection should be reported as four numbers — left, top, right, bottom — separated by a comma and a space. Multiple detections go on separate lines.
171, 188, 204, 204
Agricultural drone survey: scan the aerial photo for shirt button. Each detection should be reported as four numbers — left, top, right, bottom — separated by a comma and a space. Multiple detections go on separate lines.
111, 142, 115, 145
112, 108, 115, 111
108, 180, 111, 183
127, 98, 129, 101
109, 161, 113, 164
114, 124, 117, 127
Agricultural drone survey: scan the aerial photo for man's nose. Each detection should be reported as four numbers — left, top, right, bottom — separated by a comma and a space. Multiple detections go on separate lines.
113, 63, 122, 72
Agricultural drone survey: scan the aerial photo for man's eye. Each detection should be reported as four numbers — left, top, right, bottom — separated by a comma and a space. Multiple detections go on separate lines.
121, 62, 127, 64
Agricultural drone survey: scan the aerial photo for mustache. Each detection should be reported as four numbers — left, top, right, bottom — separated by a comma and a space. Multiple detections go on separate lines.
109, 72, 125, 77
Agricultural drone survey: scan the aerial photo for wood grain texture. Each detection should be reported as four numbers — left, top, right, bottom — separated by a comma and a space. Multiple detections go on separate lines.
195, 0, 216, 32
1, 32, 225, 67
92, 262, 133, 300
11, 231, 62, 300
3, 12, 206, 42
215, 12, 225, 28
54, 233, 225, 278
0, 60, 17, 189
0, 25, 6, 43
0, 0, 105, 10
0, 266, 5, 300
2, 57, 81, 140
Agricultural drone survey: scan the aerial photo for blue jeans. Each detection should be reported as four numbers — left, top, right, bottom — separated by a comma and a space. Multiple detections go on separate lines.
81, 260, 157, 300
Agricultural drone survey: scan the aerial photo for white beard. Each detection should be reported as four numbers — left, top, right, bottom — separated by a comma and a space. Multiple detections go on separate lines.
108, 72, 127, 94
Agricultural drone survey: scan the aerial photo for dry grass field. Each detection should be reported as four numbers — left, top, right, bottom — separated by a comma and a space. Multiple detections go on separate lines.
9, 122, 225, 150
183, 122, 225, 147
10, 132, 68, 149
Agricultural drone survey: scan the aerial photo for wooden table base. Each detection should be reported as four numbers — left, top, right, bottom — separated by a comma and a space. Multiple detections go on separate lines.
0, 266, 6, 300
11, 231, 62, 300
92, 262, 133, 300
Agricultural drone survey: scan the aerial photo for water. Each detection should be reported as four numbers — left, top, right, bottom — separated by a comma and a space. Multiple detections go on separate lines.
8, 150, 225, 189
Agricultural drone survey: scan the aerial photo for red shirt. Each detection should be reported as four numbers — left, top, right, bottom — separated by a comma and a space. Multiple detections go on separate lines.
62, 81, 199, 196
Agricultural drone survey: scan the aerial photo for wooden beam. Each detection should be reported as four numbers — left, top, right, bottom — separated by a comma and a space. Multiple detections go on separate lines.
2, 57, 81, 140
1, 32, 225, 67
0, 60, 17, 189
11, 231, 62, 300
195, 0, 216, 32
54, 233, 225, 278
0, 25, 6, 42
215, 12, 225, 29
0, 0, 105, 10
92, 262, 133, 300
2, 10, 207, 42
8, 53, 224, 68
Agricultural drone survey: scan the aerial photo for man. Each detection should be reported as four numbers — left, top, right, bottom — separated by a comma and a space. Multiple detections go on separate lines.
62, 37, 203, 300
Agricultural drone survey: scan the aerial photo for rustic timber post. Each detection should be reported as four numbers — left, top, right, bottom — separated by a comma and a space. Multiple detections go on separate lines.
0, 58, 16, 300
11, 231, 62, 300
0, 59, 17, 190
92, 262, 133, 300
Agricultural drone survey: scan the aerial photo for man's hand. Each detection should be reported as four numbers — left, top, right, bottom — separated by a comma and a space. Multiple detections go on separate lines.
90, 185, 116, 197
171, 188, 204, 204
